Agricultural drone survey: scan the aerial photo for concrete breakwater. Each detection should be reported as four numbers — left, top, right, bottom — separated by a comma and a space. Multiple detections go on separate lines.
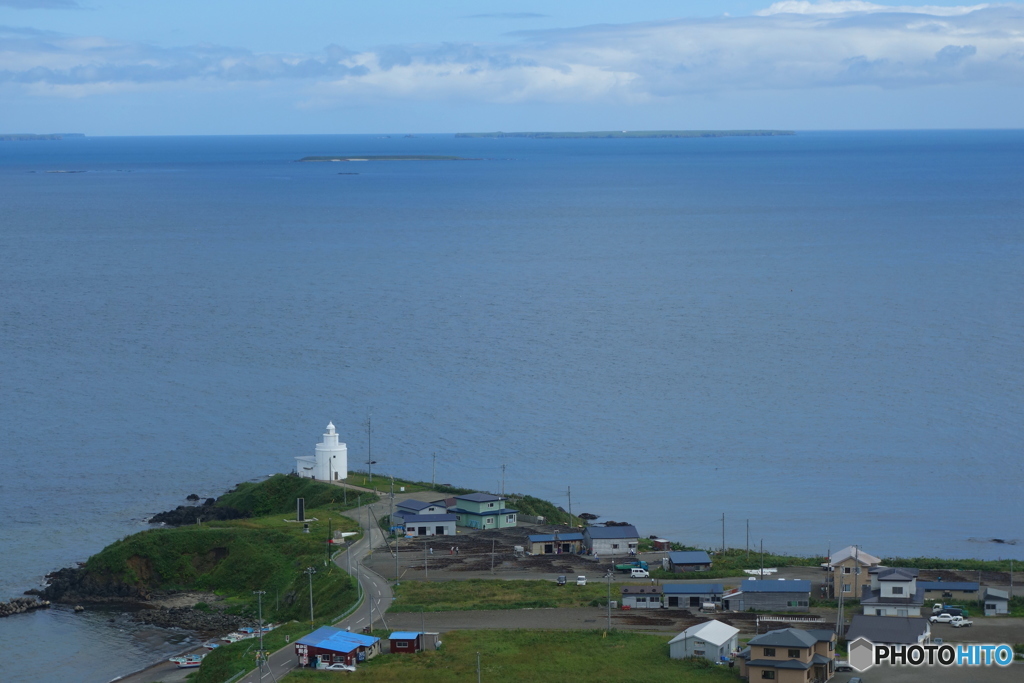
0, 597, 50, 617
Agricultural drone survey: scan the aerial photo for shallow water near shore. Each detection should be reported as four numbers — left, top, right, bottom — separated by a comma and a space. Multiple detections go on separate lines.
1, 131, 1022, 681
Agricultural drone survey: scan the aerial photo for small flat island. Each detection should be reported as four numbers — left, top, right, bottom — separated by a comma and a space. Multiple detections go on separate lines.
456, 130, 794, 139
299, 154, 474, 161
1, 133, 85, 141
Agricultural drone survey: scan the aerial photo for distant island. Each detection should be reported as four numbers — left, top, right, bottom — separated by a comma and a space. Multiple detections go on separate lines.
456, 130, 795, 139
0, 133, 85, 141
299, 154, 474, 162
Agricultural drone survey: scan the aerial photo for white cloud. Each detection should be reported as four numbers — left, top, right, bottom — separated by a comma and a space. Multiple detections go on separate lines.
1, 3, 1023, 105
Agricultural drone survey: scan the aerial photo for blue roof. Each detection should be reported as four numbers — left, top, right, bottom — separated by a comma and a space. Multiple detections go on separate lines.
663, 583, 723, 594
667, 551, 712, 564
741, 579, 811, 593
455, 492, 503, 503
585, 525, 639, 539
919, 581, 979, 591
389, 632, 421, 640
397, 499, 444, 511
297, 626, 379, 652
527, 533, 584, 543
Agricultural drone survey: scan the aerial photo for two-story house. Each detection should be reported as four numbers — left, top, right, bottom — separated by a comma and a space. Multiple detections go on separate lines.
393, 499, 457, 537
861, 567, 925, 617
826, 545, 881, 599
448, 493, 518, 530
736, 628, 836, 682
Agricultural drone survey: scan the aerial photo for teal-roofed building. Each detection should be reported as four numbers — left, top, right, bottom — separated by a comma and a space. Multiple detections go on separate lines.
449, 493, 518, 529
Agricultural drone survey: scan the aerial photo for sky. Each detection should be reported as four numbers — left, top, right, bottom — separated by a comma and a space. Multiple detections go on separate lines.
1, 0, 1022, 134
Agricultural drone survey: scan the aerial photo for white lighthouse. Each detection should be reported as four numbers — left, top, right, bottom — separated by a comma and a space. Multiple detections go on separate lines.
295, 422, 348, 481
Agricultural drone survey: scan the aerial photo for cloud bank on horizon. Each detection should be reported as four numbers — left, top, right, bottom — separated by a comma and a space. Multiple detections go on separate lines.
1, 1, 1022, 129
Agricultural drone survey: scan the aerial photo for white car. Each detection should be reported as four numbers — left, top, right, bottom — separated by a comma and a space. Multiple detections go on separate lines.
576, 576, 587, 586
323, 663, 356, 672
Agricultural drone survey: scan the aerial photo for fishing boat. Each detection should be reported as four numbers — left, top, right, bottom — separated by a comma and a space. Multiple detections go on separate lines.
174, 654, 206, 668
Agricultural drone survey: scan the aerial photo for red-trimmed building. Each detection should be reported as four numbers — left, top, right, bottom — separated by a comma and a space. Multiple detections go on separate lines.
294, 626, 381, 668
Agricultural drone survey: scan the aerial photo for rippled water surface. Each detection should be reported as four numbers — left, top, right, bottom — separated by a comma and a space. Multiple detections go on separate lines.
1, 132, 1022, 681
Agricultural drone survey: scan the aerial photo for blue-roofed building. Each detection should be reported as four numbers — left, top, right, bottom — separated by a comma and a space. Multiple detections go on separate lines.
448, 493, 518, 529
919, 580, 980, 603
295, 626, 381, 668
666, 550, 713, 573
583, 525, 639, 556
722, 579, 812, 612
662, 583, 724, 609
388, 630, 441, 654
526, 532, 584, 555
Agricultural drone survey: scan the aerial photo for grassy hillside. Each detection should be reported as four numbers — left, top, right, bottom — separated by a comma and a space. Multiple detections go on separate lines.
216, 473, 372, 515
284, 630, 741, 682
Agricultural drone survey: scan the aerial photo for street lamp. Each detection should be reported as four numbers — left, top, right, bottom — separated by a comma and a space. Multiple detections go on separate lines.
605, 571, 613, 632
252, 590, 266, 680
304, 567, 317, 628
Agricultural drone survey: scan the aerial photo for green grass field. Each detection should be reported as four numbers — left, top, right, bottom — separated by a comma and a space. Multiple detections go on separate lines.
282, 630, 741, 682
390, 579, 621, 612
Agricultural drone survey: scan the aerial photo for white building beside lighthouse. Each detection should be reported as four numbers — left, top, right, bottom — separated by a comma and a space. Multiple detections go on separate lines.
295, 422, 348, 481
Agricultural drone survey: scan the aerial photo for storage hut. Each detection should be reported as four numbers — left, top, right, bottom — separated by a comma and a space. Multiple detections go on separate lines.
662, 583, 724, 609
397, 513, 457, 537
387, 631, 440, 653
583, 525, 639, 557
722, 579, 811, 612
526, 532, 584, 555
295, 627, 380, 668
984, 588, 1009, 616
668, 620, 740, 662
667, 551, 713, 572
620, 585, 663, 609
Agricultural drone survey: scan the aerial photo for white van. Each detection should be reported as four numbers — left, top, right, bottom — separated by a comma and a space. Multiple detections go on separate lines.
630, 568, 650, 578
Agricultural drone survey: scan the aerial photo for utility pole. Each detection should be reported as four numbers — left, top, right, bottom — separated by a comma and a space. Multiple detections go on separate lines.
326, 516, 332, 566
606, 570, 612, 631
567, 486, 572, 523
253, 590, 266, 680
476, 651, 481, 683
424, 540, 428, 579
759, 539, 764, 580
501, 464, 506, 498
721, 513, 726, 553
304, 567, 317, 628
431, 452, 436, 489
746, 519, 749, 561
391, 478, 398, 584
491, 539, 496, 574
366, 412, 374, 482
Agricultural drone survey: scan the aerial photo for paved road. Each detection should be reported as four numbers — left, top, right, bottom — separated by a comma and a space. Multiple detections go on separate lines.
237, 497, 395, 683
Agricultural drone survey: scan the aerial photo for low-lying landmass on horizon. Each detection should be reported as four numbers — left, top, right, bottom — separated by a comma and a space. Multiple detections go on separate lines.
455, 130, 795, 139
0, 133, 85, 141
298, 154, 475, 162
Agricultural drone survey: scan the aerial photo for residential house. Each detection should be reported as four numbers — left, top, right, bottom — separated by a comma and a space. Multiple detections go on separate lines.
663, 583, 724, 609
846, 614, 930, 646
295, 627, 381, 668
583, 525, 639, 557
723, 579, 811, 613
669, 620, 740, 663
620, 585, 663, 609
526, 532, 584, 555
826, 546, 881, 599
448, 493, 518, 530
387, 631, 441, 654
736, 628, 836, 682
398, 513, 457, 537
861, 567, 924, 617
919, 580, 980, 604
984, 588, 1009, 616
666, 551, 713, 572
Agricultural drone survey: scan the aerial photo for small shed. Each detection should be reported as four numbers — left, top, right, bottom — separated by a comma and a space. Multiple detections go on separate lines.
663, 583, 724, 609
652, 538, 672, 551
984, 588, 1009, 616
527, 532, 584, 555
583, 525, 639, 557
667, 551, 713, 572
397, 513, 457, 537
295, 627, 380, 668
387, 631, 440, 653
668, 620, 740, 662
621, 585, 663, 609
723, 579, 811, 612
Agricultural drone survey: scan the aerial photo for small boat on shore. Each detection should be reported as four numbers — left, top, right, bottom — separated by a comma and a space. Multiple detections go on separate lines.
175, 654, 205, 668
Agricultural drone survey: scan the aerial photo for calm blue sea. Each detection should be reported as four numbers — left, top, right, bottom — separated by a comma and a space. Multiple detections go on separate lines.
1, 132, 1022, 681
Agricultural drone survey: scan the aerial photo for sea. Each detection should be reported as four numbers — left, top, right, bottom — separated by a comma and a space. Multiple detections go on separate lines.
1, 131, 1022, 681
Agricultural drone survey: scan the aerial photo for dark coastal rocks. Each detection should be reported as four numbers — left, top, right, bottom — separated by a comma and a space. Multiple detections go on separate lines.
0, 597, 51, 617
186, 493, 200, 501
38, 566, 151, 604
131, 606, 249, 633
578, 513, 598, 520
148, 503, 249, 526
602, 520, 633, 527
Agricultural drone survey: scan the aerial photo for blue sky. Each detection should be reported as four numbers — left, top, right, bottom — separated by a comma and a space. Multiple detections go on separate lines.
1, 1, 1022, 134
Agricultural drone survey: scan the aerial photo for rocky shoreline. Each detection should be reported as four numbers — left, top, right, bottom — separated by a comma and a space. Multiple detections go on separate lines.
0, 596, 51, 618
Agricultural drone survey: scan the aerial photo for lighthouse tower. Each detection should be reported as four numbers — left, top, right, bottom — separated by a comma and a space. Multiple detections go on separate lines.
296, 422, 348, 480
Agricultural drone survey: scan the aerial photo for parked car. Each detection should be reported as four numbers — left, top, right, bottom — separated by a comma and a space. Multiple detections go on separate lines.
951, 616, 973, 628
849, 678, 863, 683
576, 576, 587, 586
556, 575, 566, 586
930, 613, 956, 624
630, 568, 650, 578
835, 660, 852, 672
323, 663, 356, 672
